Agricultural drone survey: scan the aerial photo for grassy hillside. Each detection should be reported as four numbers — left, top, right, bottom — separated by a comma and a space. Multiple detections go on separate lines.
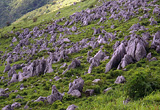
14, 0, 81, 24
0, 0, 54, 27
0, 0, 160, 110
0, 0, 80, 27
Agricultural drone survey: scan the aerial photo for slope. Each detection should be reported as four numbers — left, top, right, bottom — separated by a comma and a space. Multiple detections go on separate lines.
0, 0, 160, 110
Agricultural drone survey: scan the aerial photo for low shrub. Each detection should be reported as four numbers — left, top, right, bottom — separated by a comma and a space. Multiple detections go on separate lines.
125, 72, 160, 100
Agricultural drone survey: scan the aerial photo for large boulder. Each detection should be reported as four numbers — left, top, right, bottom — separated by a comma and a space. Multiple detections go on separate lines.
118, 54, 134, 69
10, 74, 19, 83
8, 68, 17, 77
0, 88, 9, 97
68, 59, 81, 70
68, 78, 84, 94
126, 37, 148, 61
69, 90, 81, 97
11, 102, 21, 109
105, 43, 126, 73
152, 31, 160, 48
88, 50, 106, 73
3, 65, 11, 73
47, 85, 63, 104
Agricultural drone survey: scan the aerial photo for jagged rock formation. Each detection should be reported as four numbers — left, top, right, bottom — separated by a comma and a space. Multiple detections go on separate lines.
0, 0, 160, 109
68, 78, 84, 97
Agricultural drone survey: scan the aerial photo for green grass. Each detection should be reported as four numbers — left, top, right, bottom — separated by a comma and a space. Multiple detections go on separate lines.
0, 0, 160, 109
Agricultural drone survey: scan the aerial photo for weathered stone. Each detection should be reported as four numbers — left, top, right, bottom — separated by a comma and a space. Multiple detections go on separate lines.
68, 59, 81, 70
118, 54, 134, 69
126, 37, 148, 61
66, 104, 78, 110
85, 89, 94, 96
47, 85, 63, 104
2, 105, 12, 110
20, 84, 24, 90
123, 98, 130, 105
60, 63, 67, 68
105, 43, 126, 73
8, 68, 17, 77
34, 96, 47, 102
69, 90, 81, 97
92, 79, 101, 83
103, 87, 112, 93
12, 37, 17, 42
115, 76, 126, 84
0, 88, 9, 97
3, 65, 11, 73
149, 57, 157, 62
11, 102, 21, 109
146, 53, 152, 60
68, 78, 84, 94
10, 74, 19, 83
16, 95, 23, 99
63, 38, 71, 42
54, 76, 61, 81
12, 64, 22, 70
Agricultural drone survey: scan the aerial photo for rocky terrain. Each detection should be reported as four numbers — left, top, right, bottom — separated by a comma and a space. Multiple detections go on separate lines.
0, 0, 160, 109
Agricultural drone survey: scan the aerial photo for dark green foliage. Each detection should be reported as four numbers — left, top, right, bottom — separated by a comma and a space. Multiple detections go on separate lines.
33, 17, 38, 22
29, 101, 45, 107
62, 93, 76, 101
125, 72, 160, 100
51, 100, 63, 109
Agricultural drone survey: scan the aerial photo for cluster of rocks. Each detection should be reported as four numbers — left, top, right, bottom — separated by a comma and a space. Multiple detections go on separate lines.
68, 78, 84, 98
9, 58, 53, 83
34, 85, 63, 105
1, 0, 160, 109
105, 32, 149, 73
2, 102, 21, 110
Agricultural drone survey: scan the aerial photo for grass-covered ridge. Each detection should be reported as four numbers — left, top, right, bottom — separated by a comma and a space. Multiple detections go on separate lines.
0, 0, 81, 28
0, 0, 160, 110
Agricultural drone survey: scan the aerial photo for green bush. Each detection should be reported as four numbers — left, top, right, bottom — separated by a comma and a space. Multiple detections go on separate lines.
51, 100, 63, 109
125, 72, 160, 100
29, 101, 44, 107
62, 93, 76, 101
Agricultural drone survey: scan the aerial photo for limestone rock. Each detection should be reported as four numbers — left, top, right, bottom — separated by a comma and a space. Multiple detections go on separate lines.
115, 76, 126, 84
68, 78, 84, 94
105, 43, 126, 73
69, 90, 81, 97
66, 104, 78, 110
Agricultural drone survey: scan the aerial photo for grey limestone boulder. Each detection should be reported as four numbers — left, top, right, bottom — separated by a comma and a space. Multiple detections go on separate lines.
2, 105, 12, 110
68, 59, 81, 70
3, 65, 11, 73
66, 104, 78, 110
69, 90, 81, 97
104, 87, 112, 93
12, 37, 17, 43
47, 85, 63, 104
115, 76, 126, 84
34, 96, 47, 102
126, 37, 148, 61
118, 54, 134, 69
11, 102, 21, 109
0, 88, 9, 97
105, 43, 126, 73
68, 78, 84, 94
8, 68, 17, 77
10, 74, 19, 83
